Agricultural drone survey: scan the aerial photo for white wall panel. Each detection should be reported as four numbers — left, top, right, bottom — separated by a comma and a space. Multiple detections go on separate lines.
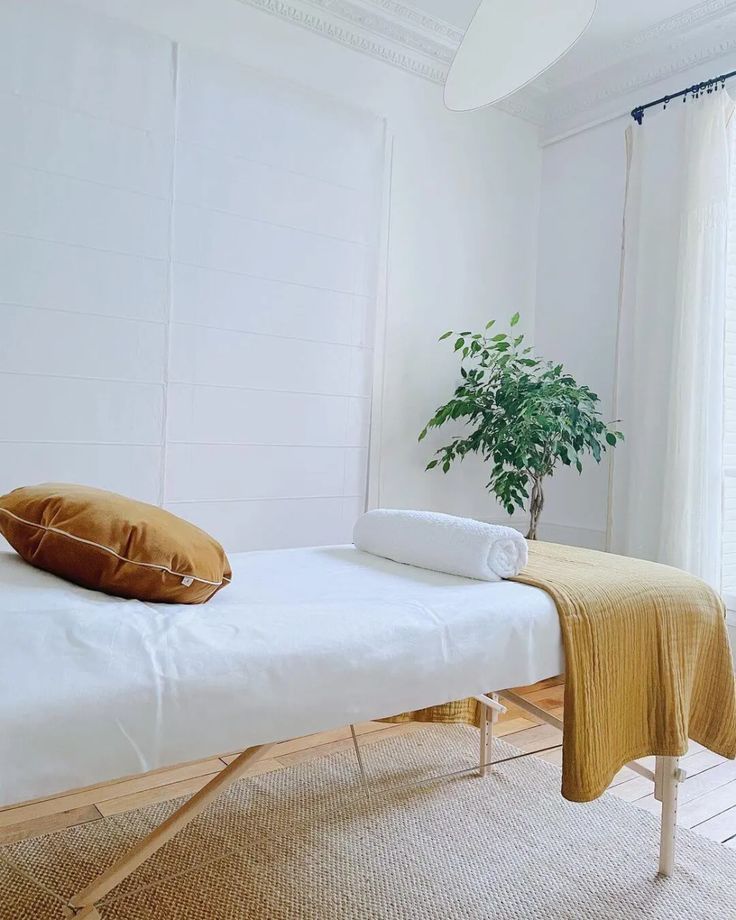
0, 377, 163, 445
1, 305, 166, 382
0, 236, 168, 323
0, 94, 171, 198
0, 0, 173, 506
177, 52, 379, 189
166, 445, 351, 502
166, 48, 383, 549
1, 4, 382, 552
170, 324, 368, 396
0, 444, 161, 504
343, 448, 369, 497
176, 142, 367, 242
173, 263, 365, 344
168, 385, 369, 448
167, 496, 364, 552
0, 0, 173, 131
174, 203, 369, 293
0, 166, 169, 259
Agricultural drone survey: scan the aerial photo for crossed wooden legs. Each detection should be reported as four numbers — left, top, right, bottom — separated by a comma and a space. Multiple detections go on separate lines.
60, 708, 684, 915
62, 743, 275, 918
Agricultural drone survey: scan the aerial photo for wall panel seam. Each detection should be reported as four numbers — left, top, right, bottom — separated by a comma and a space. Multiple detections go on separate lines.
158, 41, 180, 507
172, 259, 369, 296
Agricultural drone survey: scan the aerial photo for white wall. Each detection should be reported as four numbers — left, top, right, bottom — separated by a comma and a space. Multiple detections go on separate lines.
0, 0, 173, 505
166, 49, 384, 549
65, 0, 543, 528
534, 57, 736, 551
533, 118, 626, 549
0, 0, 388, 550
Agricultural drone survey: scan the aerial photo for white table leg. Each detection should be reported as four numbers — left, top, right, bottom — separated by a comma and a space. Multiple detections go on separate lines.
657, 755, 681, 877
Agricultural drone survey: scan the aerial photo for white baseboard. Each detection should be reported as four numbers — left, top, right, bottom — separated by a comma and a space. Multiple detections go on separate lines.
533, 521, 606, 551
485, 516, 606, 551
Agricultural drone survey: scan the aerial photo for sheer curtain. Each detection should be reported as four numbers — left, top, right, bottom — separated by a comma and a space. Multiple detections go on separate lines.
609, 92, 734, 588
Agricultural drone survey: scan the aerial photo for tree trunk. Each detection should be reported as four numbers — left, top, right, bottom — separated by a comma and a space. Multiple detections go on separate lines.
526, 478, 544, 540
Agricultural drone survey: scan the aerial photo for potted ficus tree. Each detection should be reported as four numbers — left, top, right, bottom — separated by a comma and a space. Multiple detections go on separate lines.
419, 314, 623, 540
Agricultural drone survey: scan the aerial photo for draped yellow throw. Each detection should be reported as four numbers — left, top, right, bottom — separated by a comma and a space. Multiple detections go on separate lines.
384, 541, 736, 803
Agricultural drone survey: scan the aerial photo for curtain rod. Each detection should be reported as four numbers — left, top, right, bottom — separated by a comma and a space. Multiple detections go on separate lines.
631, 69, 736, 124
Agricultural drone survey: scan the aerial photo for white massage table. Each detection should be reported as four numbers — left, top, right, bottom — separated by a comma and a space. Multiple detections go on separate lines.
0, 546, 684, 918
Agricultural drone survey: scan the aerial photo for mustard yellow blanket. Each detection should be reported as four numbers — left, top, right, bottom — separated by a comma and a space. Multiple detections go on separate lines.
385, 542, 736, 803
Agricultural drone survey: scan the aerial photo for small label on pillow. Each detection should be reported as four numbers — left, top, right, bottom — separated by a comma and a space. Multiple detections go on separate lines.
181, 576, 194, 587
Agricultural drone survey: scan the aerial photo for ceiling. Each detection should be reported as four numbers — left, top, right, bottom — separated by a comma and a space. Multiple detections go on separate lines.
404, 0, 478, 30
408, 0, 709, 37
240, 0, 736, 134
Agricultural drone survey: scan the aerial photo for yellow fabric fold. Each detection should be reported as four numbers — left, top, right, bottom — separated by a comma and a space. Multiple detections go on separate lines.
383, 541, 736, 802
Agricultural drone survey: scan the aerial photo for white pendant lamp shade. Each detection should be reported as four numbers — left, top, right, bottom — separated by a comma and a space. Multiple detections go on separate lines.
444, 0, 597, 112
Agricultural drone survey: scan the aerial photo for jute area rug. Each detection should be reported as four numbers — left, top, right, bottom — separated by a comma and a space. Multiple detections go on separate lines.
2, 726, 735, 919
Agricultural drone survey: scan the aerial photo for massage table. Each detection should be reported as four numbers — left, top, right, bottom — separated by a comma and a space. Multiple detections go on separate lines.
0, 546, 684, 918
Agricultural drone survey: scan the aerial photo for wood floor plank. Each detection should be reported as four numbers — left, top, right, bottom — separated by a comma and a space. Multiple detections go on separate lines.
221, 722, 394, 765
275, 723, 419, 768
513, 676, 564, 694
612, 749, 727, 805
631, 755, 736, 817
0, 804, 102, 845
97, 773, 220, 818
534, 748, 563, 766
677, 780, 736, 829
606, 765, 640, 787
520, 685, 565, 707
690, 804, 736, 843
0, 758, 225, 829
98, 757, 287, 818
498, 722, 562, 753
495, 717, 538, 737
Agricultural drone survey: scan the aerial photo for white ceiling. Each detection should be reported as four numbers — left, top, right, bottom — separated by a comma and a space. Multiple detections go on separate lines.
404, 0, 478, 30
407, 0, 711, 41
241, 0, 736, 134
407, 0, 724, 75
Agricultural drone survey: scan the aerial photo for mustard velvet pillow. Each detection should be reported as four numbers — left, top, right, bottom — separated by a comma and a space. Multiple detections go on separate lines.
0, 483, 231, 604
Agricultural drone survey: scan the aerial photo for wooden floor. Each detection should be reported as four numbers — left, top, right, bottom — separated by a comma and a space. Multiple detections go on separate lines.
1, 677, 735, 851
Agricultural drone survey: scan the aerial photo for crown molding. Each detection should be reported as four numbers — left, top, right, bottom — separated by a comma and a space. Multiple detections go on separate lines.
238, 0, 736, 135
238, 0, 459, 85
529, 9, 736, 132
536, 0, 736, 92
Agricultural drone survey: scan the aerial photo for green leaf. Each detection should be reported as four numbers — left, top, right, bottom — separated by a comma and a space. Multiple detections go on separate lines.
510, 312, 520, 327
485, 320, 495, 329
422, 318, 621, 525
438, 331, 453, 341
418, 428, 428, 442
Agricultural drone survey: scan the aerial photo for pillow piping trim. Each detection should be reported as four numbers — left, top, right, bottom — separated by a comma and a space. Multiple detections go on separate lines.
0, 507, 231, 587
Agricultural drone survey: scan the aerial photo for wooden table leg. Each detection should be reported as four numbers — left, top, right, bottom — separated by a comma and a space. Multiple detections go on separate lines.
63, 742, 275, 917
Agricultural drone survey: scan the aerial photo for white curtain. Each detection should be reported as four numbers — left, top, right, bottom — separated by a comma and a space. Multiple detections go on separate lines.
609, 92, 734, 587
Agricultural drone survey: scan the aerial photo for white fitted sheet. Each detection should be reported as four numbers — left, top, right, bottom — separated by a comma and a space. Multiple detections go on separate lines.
0, 546, 563, 807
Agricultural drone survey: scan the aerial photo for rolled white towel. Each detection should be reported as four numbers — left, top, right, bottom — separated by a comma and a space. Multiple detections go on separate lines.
353, 509, 528, 582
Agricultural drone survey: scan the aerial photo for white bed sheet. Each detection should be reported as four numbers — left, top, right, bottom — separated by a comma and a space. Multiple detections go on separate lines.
0, 546, 563, 807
